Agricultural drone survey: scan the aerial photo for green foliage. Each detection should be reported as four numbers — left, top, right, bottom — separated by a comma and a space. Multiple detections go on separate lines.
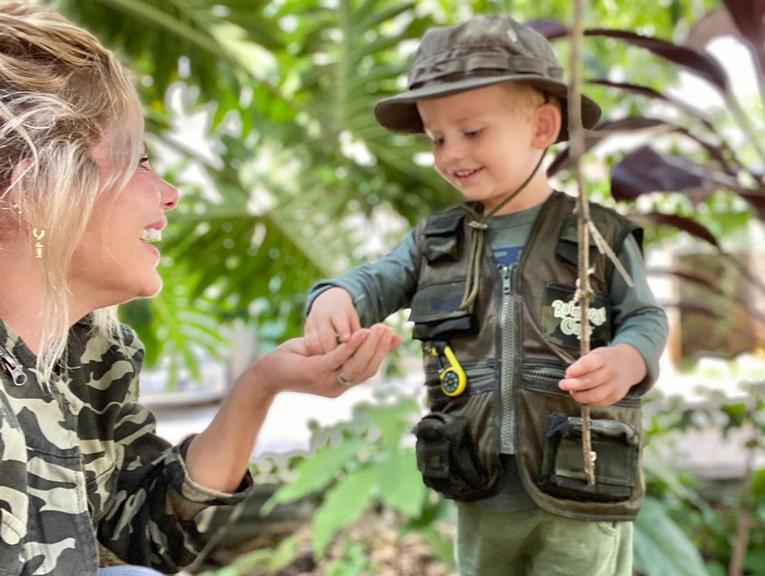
262, 395, 431, 559
634, 496, 710, 576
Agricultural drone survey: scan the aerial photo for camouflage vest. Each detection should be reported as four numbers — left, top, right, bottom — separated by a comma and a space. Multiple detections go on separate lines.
409, 191, 646, 520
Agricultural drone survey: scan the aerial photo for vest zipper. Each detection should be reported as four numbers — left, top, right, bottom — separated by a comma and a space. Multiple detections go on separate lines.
499, 264, 515, 453
0, 346, 27, 386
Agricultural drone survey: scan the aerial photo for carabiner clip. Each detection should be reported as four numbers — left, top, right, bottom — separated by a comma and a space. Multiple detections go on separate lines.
429, 341, 467, 397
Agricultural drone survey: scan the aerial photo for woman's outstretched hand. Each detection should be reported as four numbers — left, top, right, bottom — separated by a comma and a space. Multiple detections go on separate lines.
251, 323, 402, 398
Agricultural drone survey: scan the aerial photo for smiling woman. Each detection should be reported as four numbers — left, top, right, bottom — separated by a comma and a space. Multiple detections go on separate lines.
0, 3, 400, 575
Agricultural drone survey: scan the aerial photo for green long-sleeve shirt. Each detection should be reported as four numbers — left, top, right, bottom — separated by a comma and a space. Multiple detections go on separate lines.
308, 203, 668, 511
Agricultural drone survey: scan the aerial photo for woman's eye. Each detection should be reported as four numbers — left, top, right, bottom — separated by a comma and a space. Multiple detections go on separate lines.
138, 155, 150, 167
432, 137, 444, 146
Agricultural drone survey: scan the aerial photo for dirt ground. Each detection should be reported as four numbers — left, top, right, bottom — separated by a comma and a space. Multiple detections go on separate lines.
197, 510, 456, 576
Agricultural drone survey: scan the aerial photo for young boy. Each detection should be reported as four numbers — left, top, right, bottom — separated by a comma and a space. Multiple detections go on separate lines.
305, 15, 667, 576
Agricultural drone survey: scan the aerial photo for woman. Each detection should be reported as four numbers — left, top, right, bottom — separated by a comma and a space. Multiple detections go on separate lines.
0, 4, 399, 575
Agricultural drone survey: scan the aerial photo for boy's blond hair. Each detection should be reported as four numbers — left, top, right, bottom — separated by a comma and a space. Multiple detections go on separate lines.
0, 2, 143, 379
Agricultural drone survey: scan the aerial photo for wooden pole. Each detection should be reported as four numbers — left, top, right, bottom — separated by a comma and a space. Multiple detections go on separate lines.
569, 0, 596, 486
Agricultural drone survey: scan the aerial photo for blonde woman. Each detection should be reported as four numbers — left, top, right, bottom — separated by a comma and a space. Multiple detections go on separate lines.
0, 4, 400, 575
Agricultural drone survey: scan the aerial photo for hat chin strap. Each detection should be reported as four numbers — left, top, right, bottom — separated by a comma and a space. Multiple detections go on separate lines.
459, 149, 548, 312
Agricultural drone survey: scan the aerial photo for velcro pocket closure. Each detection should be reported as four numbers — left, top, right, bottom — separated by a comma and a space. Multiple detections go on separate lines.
422, 211, 464, 263
409, 278, 475, 340
556, 215, 599, 267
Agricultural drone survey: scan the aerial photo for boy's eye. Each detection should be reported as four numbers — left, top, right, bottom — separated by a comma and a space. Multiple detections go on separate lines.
138, 154, 150, 167
464, 129, 482, 139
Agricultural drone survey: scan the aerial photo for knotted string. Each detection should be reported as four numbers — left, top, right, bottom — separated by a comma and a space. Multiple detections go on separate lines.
459, 150, 548, 312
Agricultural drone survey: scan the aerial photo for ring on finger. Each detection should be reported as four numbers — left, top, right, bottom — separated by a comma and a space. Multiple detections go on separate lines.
336, 372, 353, 387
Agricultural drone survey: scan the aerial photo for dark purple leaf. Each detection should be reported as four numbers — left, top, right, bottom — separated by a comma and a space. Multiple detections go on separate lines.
548, 117, 667, 176
584, 29, 730, 93
526, 19, 569, 40
660, 301, 724, 320
685, 7, 737, 49
587, 80, 717, 130
724, 0, 765, 45
738, 192, 765, 219
612, 146, 747, 199
633, 212, 720, 248
649, 267, 724, 296
723, 0, 765, 79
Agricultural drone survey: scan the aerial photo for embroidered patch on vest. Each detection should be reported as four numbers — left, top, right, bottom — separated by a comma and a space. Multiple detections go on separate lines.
542, 284, 610, 349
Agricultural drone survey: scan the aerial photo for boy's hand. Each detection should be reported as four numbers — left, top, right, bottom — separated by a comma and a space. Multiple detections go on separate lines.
305, 287, 362, 354
558, 343, 647, 407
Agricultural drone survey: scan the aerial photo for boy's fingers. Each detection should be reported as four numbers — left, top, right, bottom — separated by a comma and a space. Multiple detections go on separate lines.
565, 353, 603, 378
317, 320, 340, 354
331, 313, 354, 343
320, 328, 370, 373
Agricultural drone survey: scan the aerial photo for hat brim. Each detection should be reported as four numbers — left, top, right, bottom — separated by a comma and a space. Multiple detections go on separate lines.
374, 74, 601, 143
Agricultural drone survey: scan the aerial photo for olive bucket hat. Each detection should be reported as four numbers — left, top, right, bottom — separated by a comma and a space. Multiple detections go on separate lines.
374, 15, 601, 142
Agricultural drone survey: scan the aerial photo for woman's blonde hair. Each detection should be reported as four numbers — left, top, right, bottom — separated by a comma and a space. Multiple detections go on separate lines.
0, 2, 143, 379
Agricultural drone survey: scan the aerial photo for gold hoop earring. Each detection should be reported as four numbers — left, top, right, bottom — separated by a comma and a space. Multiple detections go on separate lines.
32, 228, 45, 259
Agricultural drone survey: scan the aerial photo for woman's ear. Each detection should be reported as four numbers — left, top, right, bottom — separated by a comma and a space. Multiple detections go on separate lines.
531, 103, 562, 149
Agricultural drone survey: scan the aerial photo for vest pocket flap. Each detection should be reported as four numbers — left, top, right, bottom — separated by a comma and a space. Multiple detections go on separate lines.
556, 216, 599, 266
409, 279, 469, 324
424, 211, 464, 236
422, 211, 464, 263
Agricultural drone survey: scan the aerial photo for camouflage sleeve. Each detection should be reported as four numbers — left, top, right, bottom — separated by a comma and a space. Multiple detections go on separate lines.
96, 340, 252, 572
0, 393, 27, 576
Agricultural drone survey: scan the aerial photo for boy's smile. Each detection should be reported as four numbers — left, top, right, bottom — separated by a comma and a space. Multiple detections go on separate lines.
417, 84, 555, 214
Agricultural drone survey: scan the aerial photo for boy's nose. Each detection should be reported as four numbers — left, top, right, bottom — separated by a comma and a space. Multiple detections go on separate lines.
440, 140, 465, 163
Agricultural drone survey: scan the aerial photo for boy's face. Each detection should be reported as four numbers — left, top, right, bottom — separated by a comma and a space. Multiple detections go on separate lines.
417, 84, 547, 210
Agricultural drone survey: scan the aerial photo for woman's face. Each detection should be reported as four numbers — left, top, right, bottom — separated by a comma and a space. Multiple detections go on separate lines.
68, 131, 179, 310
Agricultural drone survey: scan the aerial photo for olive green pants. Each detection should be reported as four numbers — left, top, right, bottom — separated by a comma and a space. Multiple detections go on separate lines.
456, 505, 633, 576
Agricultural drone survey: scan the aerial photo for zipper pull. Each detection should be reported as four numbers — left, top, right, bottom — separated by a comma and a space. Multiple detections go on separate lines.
0, 349, 27, 386
500, 265, 511, 295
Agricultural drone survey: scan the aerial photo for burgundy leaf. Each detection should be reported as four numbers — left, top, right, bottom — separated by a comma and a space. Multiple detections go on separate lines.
649, 267, 724, 296
685, 7, 737, 49
723, 0, 765, 45
584, 28, 730, 93
526, 19, 569, 40
660, 301, 724, 320
723, 0, 765, 79
547, 117, 667, 176
612, 146, 746, 201
633, 212, 720, 248
738, 192, 765, 219
587, 79, 717, 129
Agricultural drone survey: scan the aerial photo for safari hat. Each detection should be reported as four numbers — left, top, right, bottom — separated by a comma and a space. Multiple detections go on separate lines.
374, 15, 601, 142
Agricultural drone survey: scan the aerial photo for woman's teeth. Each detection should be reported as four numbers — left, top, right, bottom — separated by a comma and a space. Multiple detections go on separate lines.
141, 228, 162, 242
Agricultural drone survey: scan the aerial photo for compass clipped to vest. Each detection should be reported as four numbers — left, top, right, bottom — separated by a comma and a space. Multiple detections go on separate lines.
428, 340, 467, 397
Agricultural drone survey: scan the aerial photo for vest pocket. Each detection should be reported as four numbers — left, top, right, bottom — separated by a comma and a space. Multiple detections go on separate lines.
413, 388, 501, 501
409, 278, 476, 340
518, 362, 643, 505
413, 413, 489, 500
538, 413, 638, 501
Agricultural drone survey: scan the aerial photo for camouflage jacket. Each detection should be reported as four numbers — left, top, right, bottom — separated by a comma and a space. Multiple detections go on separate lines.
0, 317, 252, 576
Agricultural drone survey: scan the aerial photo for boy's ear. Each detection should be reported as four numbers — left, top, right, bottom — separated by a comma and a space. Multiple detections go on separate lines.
531, 103, 562, 149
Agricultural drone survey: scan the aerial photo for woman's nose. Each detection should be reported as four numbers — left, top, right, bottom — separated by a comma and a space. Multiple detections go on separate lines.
160, 178, 180, 211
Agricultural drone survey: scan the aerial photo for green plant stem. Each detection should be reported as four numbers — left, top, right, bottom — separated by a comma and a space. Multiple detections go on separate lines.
728, 428, 756, 576
724, 92, 765, 169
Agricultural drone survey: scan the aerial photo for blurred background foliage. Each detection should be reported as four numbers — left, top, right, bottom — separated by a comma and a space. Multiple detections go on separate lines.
44, 0, 765, 574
